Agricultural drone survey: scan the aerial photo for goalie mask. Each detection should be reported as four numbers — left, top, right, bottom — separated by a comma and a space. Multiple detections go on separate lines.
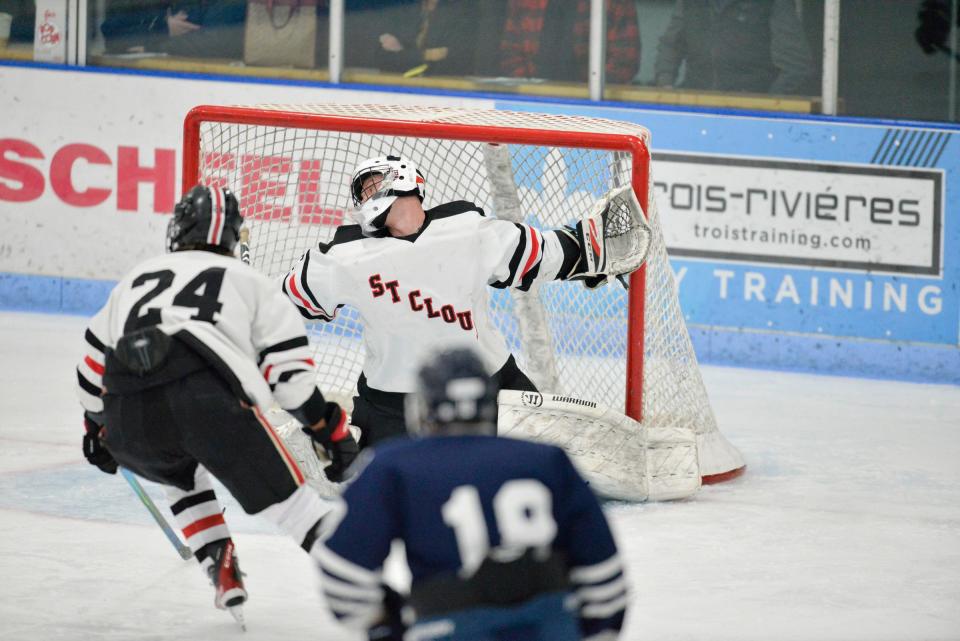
349, 155, 425, 235
167, 184, 243, 254
405, 347, 499, 437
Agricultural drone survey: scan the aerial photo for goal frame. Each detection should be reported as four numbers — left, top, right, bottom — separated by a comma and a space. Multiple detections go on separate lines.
182, 104, 650, 422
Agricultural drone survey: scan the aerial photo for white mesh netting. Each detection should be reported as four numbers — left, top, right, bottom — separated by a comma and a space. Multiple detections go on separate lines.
187, 104, 743, 480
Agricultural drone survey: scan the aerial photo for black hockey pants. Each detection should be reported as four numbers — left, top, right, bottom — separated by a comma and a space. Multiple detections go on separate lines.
101, 337, 301, 514
352, 353, 537, 450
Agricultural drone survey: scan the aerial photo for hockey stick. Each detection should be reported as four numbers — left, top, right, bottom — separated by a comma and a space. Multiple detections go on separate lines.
120, 467, 193, 560
239, 227, 251, 266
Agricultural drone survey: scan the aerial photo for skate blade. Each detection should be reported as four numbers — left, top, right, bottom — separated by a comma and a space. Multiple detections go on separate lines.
228, 605, 246, 632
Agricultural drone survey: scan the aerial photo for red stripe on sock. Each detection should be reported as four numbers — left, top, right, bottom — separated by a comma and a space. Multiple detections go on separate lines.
182, 513, 226, 538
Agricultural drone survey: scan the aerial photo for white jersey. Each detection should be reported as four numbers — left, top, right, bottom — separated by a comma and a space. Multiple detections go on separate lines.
282, 201, 580, 393
77, 250, 319, 416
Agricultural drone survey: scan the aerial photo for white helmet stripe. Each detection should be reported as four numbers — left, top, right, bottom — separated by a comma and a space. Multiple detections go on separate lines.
207, 187, 224, 245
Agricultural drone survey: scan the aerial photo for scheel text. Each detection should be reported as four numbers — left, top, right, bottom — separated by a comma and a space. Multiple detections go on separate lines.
0, 139, 345, 226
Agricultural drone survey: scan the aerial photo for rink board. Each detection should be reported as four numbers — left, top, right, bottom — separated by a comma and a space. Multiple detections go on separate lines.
0, 64, 957, 382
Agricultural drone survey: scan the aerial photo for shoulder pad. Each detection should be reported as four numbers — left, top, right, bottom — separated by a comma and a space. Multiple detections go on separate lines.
317, 224, 364, 254
427, 201, 486, 220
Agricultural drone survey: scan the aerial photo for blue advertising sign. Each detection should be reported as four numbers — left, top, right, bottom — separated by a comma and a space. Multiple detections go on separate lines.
497, 100, 958, 382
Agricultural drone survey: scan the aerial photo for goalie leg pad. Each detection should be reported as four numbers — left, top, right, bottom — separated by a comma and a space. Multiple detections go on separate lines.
496, 391, 700, 502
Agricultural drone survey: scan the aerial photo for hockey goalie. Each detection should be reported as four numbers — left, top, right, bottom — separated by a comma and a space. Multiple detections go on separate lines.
271, 152, 704, 501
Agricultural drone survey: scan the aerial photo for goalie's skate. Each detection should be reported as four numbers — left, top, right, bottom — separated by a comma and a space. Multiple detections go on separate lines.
202, 539, 248, 630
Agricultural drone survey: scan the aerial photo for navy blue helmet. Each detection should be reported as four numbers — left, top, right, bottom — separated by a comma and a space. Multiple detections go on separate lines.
167, 184, 243, 254
406, 347, 499, 437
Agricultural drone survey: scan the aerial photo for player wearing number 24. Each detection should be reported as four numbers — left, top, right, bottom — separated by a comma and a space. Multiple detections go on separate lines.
314, 347, 628, 641
74, 184, 359, 624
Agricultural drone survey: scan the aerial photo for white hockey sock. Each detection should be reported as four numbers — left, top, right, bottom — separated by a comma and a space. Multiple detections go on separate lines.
166, 466, 231, 556
257, 485, 335, 550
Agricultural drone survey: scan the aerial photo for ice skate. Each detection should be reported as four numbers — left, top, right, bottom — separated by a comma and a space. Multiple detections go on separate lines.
201, 538, 248, 630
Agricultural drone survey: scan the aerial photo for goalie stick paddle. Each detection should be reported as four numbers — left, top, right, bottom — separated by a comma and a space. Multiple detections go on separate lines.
120, 468, 193, 561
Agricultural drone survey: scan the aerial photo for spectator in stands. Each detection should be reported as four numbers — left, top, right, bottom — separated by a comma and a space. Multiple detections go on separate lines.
499, 0, 640, 84
653, 0, 815, 95
916, 0, 960, 61
100, 0, 246, 58
0, 0, 35, 44
372, 0, 484, 77
344, 0, 494, 77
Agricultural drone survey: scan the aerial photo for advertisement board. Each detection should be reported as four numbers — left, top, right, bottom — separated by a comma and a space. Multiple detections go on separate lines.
498, 100, 958, 381
0, 65, 490, 286
0, 63, 956, 381
655, 153, 942, 275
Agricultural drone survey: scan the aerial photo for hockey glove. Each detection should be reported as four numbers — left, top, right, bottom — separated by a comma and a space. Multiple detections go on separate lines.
367, 584, 408, 641
565, 223, 609, 290
82, 412, 118, 475
302, 402, 359, 483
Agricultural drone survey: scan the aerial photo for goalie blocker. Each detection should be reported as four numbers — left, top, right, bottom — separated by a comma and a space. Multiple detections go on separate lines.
497, 390, 701, 502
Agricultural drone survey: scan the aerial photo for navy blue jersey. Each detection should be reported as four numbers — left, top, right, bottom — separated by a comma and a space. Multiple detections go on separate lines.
315, 435, 627, 636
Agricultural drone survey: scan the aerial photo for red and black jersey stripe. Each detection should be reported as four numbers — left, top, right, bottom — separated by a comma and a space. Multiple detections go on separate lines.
85, 328, 106, 354
491, 223, 529, 289
76, 370, 102, 397
77, 328, 107, 408
258, 336, 310, 367
491, 223, 546, 292
284, 253, 337, 321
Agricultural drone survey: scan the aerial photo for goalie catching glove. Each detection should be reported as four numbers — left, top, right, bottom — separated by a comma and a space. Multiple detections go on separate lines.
301, 402, 359, 483
568, 184, 652, 289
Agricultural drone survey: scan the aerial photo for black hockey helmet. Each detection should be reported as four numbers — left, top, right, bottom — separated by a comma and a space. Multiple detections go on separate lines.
166, 184, 243, 254
405, 347, 499, 437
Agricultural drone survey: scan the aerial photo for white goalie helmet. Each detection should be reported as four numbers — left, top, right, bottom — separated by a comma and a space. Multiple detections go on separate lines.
349, 155, 426, 235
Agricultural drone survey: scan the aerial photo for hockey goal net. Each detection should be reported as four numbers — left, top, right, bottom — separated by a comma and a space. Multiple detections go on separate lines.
183, 104, 744, 484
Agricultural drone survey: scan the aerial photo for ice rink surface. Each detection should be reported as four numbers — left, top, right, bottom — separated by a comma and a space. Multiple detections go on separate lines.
1, 311, 958, 641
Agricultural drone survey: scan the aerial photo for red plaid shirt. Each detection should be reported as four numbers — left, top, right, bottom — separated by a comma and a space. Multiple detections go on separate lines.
500, 0, 640, 83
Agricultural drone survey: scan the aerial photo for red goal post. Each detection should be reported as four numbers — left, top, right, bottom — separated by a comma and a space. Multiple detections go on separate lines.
182, 104, 744, 484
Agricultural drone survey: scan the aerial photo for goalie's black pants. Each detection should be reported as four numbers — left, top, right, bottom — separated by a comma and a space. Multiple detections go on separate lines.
101, 340, 302, 515
352, 353, 537, 450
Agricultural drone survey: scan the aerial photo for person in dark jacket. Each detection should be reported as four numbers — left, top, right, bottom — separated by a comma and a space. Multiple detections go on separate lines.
0, 0, 36, 44
499, 0, 640, 84
346, 0, 492, 77
653, 0, 814, 95
100, 0, 245, 57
